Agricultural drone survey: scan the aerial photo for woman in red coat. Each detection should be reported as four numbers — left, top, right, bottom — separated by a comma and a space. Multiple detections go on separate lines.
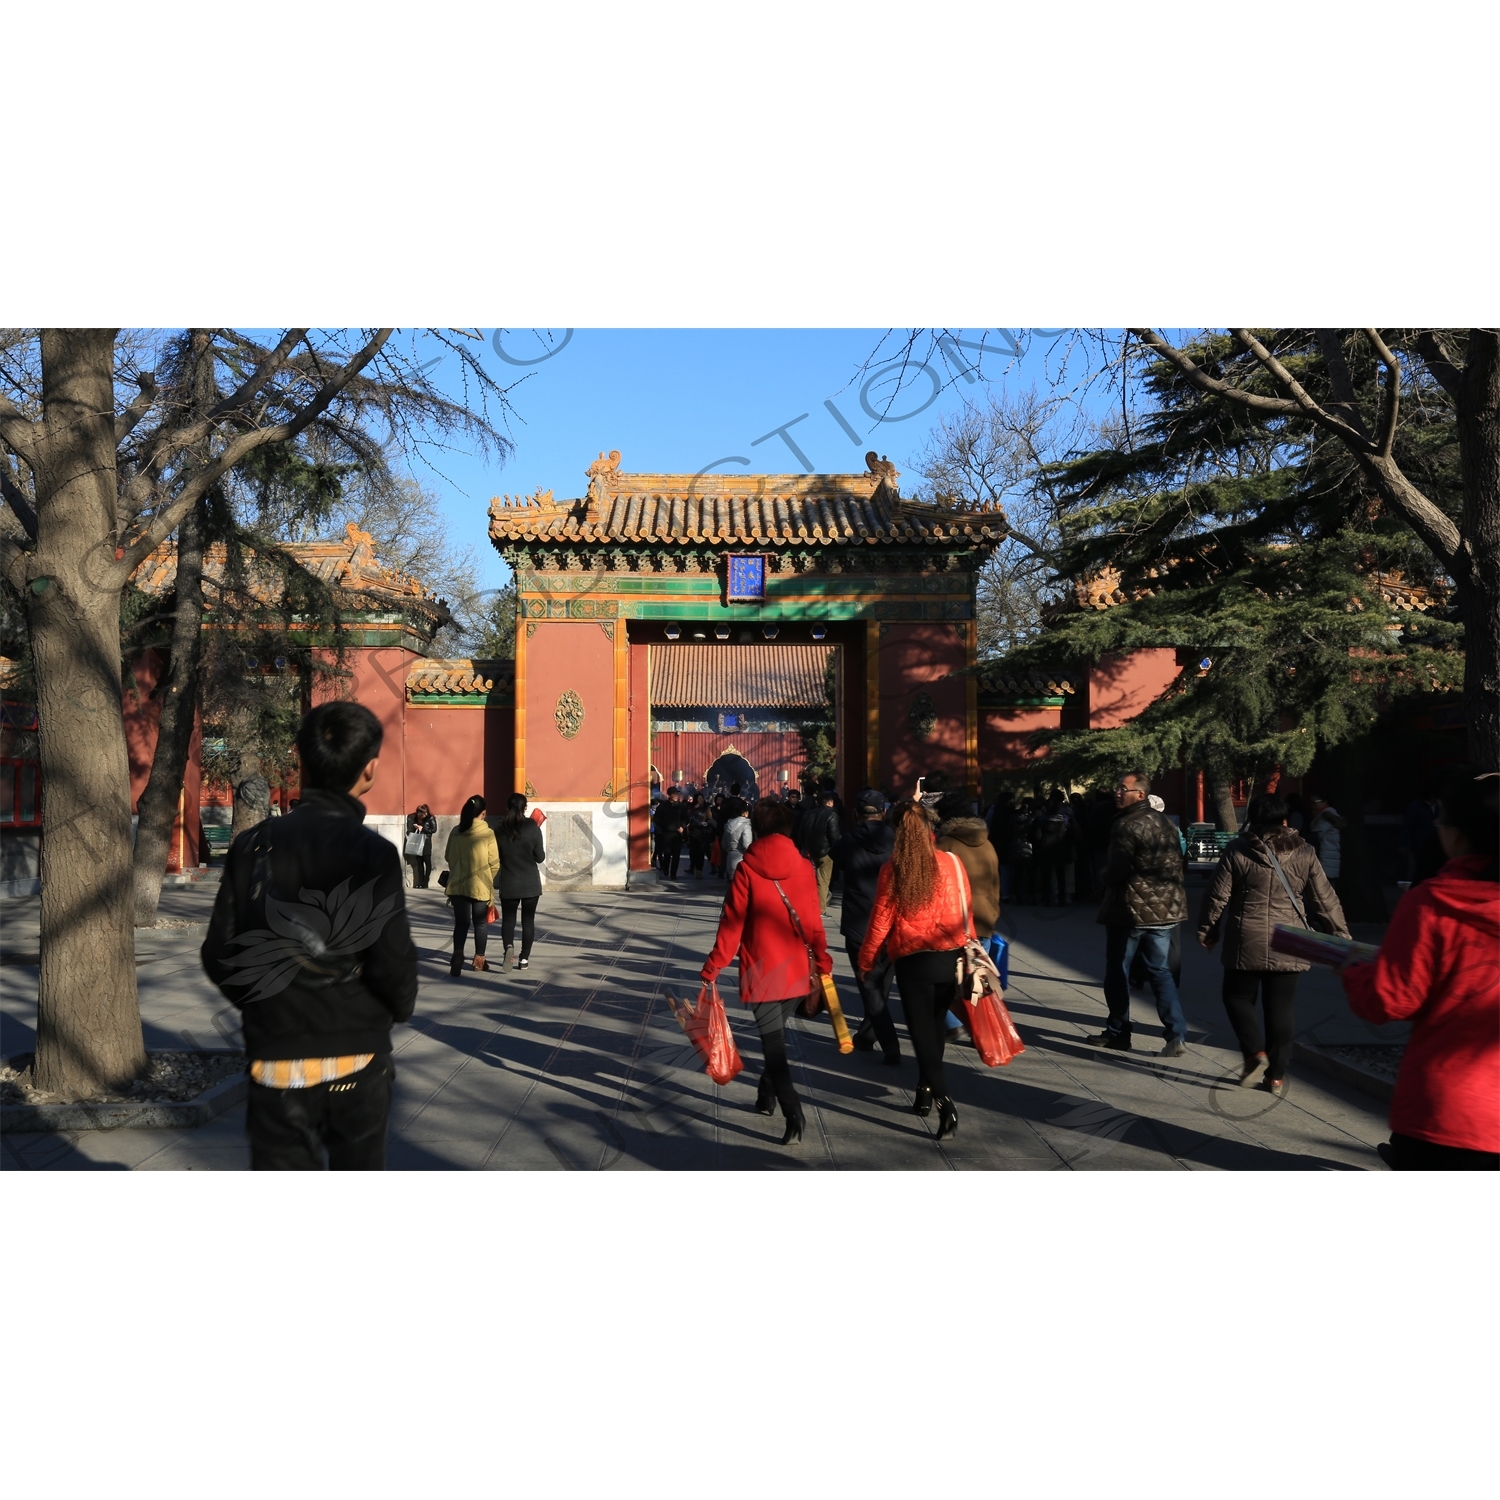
859, 799, 974, 1141
701, 798, 831, 1146
1340, 767, 1499, 1170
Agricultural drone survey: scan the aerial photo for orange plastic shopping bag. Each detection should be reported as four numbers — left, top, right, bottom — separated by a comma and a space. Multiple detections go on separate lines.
666, 983, 745, 1086
962, 988, 1025, 1068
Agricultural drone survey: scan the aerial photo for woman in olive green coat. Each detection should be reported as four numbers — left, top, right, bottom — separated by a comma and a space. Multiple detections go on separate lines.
444, 795, 500, 975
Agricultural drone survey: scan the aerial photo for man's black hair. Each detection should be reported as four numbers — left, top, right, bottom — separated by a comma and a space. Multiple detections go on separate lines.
296, 701, 383, 792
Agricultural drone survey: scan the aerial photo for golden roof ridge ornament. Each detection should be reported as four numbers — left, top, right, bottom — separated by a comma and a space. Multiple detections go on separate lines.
586, 449, 623, 506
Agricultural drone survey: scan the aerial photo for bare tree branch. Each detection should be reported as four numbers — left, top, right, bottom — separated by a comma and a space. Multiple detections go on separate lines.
1, 469, 38, 540
1312, 329, 1369, 437
209, 328, 305, 421
1130, 327, 1464, 580
113, 371, 158, 445
1366, 328, 1402, 459
0, 393, 38, 468
1413, 331, 1464, 398
117, 330, 394, 576
0, 531, 27, 588
1128, 329, 1306, 419
1229, 328, 1374, 449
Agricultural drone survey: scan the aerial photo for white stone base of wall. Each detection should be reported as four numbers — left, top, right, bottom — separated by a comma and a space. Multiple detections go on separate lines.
364, 815, 407, 857
531, 800, 629, 889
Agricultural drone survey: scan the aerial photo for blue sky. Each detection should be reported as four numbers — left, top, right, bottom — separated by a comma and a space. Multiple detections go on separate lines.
402, 329, 1082, 590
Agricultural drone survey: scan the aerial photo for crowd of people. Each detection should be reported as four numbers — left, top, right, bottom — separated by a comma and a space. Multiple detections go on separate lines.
199, 700, 1497, 1172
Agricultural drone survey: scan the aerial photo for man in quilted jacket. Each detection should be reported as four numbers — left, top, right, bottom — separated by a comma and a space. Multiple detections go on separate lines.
1086, 770, 1189, 1056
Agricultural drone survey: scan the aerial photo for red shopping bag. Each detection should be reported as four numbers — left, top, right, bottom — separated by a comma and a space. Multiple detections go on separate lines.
961, 989, 1026, 1068
666, 983, 744, 1086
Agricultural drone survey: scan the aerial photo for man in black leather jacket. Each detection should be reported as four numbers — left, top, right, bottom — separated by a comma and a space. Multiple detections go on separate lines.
1086, 770, 1189, 1056
202, 701, 418, 1169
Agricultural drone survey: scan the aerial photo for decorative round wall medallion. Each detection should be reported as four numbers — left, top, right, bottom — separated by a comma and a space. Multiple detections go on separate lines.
908, 691, 937, 741
555, 689, 585, 739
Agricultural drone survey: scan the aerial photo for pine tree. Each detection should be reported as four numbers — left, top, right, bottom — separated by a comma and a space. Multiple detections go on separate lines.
998, 331, 1464, 916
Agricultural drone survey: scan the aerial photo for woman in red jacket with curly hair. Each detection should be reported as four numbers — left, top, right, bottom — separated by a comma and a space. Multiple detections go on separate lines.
1340, 767, 1499, 1171
701, 797, 832, 1147
859, 799, 974, 1141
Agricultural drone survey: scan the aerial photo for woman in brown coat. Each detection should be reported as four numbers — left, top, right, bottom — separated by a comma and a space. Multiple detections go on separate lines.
935, 792, 1000, 938
1197, 792, 1349, 1094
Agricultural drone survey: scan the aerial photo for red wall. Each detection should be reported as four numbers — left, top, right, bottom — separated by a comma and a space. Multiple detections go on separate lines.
1089, 649, 1181, 728
404, 704, 514, 818
979, 706, 1062, 774
525, 622, 615, 800
877, 622, 967, 796
314, 647, 418, 815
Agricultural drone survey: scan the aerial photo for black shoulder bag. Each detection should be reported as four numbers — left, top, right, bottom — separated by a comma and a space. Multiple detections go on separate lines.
1262, 843, 1311, 928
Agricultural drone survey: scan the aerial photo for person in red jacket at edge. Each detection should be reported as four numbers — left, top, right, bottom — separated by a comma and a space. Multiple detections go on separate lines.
701, 797, 832, 1147
859, 799, 975, 1143
1340, 766, 1499, 1171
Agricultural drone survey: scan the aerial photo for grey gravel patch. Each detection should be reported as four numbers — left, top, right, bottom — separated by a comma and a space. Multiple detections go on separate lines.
1316, 1043, 1404, 1082
1, 1049, 243, 1107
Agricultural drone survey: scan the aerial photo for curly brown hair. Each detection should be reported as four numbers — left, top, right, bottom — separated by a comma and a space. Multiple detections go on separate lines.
889, 799, 938, 915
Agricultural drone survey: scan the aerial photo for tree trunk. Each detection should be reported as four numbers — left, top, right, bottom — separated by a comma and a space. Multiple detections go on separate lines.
1456, 331, 1500, 771
231, 708, 273, 840
130, 499, 205, 926
28, 330, 147, 1097
131, 333, 216, 927
1209, 773, 1239, 831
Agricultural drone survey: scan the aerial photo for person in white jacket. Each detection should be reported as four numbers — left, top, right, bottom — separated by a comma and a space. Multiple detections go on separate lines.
720, 811, 752, 882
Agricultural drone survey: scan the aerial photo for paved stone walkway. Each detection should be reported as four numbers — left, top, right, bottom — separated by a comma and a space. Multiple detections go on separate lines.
1, 877, 1403, 1170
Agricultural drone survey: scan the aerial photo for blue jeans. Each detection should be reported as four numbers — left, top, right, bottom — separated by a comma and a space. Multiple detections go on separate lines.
1103, 925, 1186, 1044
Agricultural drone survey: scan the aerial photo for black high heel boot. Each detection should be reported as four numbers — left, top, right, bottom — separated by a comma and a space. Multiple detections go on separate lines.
781, 1109, 805, 1146
754, 1074, 777, 1116
936, 1097, 958, 1141
912, 1084, 933, 1117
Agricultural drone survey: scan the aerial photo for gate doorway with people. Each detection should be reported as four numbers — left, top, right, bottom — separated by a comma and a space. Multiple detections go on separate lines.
489, 451, 1007, 884
648, 640, 839, 803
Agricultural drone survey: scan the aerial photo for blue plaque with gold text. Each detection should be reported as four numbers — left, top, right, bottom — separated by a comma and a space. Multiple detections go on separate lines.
726, 554, 766, 602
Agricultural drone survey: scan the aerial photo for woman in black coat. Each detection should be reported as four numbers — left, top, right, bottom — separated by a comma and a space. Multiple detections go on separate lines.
496, 792, 546, 969
405, 804, 437, 888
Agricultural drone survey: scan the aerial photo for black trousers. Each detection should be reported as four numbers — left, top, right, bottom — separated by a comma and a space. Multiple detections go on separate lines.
687, 841, 711, 874
894, 948, 963, 1098
247, 1056, 394, 1170
1037, 852, 1068, 905
501, 895, 540, 958
750, 997, 802, 1120
451, 896, 490, 960
408, 855, 430, 888
848, 938, 900, 1059
656, 835, 682, 877
1222, 969, 1299, 1080
1384, 1133, 1500, 1171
